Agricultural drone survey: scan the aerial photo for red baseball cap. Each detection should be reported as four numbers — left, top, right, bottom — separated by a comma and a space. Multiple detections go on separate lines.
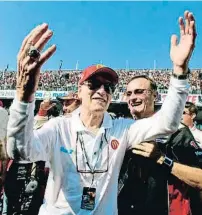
78, 64, 118, 85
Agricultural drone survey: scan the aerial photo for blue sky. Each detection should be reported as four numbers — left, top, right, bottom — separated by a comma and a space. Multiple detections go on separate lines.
0, 1, 202, 71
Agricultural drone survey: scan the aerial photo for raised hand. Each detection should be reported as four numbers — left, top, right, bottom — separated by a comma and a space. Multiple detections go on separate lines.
16, 23, 56, 102
170, 10, 196, 74
39, 98, 56, 112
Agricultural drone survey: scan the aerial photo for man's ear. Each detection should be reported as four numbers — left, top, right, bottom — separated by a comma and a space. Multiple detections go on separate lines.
153, 91, 158, 101
191, 113, 196, 120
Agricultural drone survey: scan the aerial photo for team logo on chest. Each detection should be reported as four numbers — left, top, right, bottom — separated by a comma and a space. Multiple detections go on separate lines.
111, 139, 119, 150
190, 140, 199, 149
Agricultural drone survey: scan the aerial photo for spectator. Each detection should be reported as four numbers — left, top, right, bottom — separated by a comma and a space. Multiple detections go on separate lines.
118, 75, 202, 215
57, 92, 81, 116
182, 102, 202, 148
0, 68, 201, 95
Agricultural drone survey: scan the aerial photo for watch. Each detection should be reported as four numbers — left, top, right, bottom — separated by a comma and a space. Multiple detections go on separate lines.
157, 155, 174, 172
172, 73, 188, 80
172, 68, 190, 80
163, 156, 174, 168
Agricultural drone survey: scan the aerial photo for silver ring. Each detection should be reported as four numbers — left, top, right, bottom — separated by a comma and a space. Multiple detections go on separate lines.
28, 45, 41, 61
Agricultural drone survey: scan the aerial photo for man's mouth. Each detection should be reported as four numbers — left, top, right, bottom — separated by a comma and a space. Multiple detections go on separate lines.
130, 102, 142, 107
93, 97, 106, 102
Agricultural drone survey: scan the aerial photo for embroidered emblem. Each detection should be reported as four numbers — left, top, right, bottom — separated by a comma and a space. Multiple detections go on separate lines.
190, 140, 198, 149
111, 139, 119, 150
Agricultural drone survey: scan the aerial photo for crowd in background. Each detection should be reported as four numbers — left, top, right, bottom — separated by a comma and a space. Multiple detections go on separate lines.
0, 68, 202, 94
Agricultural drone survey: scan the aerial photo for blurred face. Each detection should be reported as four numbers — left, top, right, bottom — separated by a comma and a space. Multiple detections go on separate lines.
181, 107, 195, 127
126, 78, 156, 119
78, 74, 115, 113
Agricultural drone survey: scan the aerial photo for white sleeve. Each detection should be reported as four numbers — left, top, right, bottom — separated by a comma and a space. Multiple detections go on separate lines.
7, 99, 58, 162
127, 77, 189, 148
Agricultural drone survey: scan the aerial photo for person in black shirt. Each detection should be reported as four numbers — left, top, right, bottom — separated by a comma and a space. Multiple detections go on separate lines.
118, 75, 202, 215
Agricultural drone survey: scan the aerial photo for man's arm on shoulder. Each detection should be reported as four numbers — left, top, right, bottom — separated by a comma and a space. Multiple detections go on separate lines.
7, 99, 57, 162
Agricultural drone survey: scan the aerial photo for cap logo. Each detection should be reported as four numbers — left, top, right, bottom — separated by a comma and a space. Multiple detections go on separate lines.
96, 64, 105, 69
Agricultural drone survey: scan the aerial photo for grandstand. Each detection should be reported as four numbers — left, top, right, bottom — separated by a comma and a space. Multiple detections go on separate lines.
0, 68, 202, 124
0, 69, 202, 94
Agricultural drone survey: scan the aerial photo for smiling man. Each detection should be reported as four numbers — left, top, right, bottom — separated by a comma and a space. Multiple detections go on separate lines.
118, 75, 202, 215
7, 11, 196, 215
126, 75, 157, 120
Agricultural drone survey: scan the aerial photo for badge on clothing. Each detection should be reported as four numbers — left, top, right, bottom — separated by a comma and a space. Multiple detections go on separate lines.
111, 139, 119, 150
81, 187, 96, 210
190, 140, 199, 149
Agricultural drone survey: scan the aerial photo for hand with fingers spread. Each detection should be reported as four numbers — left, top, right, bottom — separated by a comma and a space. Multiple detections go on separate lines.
132, 141, 162, 159
170, 10, 197, 75
17, 23, 56, 102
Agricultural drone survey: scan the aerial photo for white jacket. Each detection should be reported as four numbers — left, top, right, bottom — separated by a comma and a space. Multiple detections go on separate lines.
7, 78, 189, 215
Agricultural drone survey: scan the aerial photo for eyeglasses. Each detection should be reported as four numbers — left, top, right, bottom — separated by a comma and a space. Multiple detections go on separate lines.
83, 81, 116, 94
125, 89, 153, 97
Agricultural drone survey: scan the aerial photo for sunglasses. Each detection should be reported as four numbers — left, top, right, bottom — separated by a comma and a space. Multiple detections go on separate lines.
183, 111, 191, 115
83, 81, 116, 94
125, 89, 153, 97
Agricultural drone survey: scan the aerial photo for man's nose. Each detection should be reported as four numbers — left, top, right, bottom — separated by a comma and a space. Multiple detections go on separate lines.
96, 85, 107, 95
129, 93, 138, 101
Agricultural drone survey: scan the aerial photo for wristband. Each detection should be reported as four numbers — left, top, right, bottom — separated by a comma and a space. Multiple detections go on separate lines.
172, 73, 188, 80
